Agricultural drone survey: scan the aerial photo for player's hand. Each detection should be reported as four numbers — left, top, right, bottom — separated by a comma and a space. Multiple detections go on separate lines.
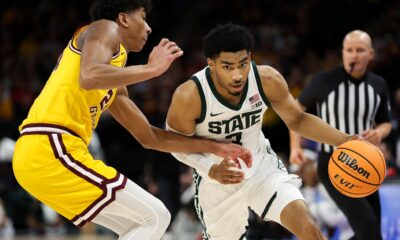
361, 129, 381, 146
148, 38, 184, 77
213, 143, 252, 168
208, 157, 245, 184
343, 134, 363, 144
289, 147, 307, 166
348, 134, 362, 141
340, 134, 362, 146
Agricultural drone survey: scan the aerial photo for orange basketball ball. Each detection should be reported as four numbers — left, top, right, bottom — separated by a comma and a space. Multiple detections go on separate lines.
328, 140, 386, 198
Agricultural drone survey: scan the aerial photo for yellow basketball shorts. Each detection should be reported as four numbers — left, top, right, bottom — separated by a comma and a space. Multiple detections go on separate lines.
12, 123, 127, 227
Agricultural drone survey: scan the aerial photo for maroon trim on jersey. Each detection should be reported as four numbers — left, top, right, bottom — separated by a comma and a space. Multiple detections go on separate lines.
122, 52, 128, 67
56, 134, 68, 154
111, 45, 121, 59
68, 40, 82, 55
68, 39, 121, 60
72, 174, 127, 227
48, 134, 59, 159
21, 123, 81, 138
47, 133, 127, 227
20, 124, 127, 227
47, 133, 106, 187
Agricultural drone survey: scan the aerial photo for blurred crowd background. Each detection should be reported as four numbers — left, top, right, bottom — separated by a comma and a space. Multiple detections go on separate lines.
0, 0, 399, 239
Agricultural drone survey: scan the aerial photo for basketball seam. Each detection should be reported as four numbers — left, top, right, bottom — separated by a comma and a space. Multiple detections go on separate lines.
362, 140, 387, 175
336, 147, 382, 183
328, 172, 378, 197
330, 156, 380, 186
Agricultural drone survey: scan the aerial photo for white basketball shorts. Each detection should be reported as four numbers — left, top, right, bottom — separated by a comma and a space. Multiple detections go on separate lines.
193, 144, 304, 240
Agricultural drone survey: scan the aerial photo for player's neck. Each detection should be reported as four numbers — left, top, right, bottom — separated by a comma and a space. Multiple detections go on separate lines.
216, 83, 242, 105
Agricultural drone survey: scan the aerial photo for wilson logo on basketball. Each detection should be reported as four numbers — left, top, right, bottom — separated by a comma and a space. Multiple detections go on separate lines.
338, 151, 371, 179
329, 140, 386, 198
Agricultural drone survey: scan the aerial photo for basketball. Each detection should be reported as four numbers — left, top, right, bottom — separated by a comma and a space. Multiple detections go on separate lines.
328, 140, 386, 198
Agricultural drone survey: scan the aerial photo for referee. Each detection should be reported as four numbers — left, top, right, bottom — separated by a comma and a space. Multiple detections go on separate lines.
289, 30, 392, 240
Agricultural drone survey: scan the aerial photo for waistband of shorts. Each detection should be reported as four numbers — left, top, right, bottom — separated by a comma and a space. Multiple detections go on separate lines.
20, 123, 81, 139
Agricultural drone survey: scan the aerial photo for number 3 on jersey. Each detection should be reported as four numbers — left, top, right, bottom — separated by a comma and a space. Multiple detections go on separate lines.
226, 132, 242, 145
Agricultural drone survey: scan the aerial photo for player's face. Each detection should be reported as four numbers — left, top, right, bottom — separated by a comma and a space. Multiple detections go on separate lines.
342, 37, 373, 77
208, 50, 251, 97
124, 8, 152, 52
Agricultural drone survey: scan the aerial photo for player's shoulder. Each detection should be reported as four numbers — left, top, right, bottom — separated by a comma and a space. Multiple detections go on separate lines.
170, 79, 202, 117
88, 19, 119, 32
84, 20, 120, 42
255, 65, 280, 77
255, 65, 286, 89
173, 79, 201, 102
78, 20, 121, 54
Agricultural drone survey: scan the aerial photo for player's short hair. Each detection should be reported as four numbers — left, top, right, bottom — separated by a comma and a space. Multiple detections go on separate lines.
203, 23, 254, 59
89, 0, 152, 21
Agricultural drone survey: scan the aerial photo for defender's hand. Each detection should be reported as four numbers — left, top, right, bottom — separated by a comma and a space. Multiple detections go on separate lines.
148, 38, 184, 77
213, 143, 252, 168
208, 157, 245, 184
348, 134, 363, 141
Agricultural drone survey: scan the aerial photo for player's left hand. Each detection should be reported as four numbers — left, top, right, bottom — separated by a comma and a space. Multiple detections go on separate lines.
148, 38, 184, 77
208, 157, 245, 184
213, 143, 252, 168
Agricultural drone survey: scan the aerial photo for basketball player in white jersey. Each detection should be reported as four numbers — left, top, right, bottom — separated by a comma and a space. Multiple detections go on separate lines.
166, 23, 357, 240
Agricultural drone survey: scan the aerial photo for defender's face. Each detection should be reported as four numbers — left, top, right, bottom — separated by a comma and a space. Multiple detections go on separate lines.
125, 8, 152, 52
342, 37, 373, 77
208, 50, 251, 96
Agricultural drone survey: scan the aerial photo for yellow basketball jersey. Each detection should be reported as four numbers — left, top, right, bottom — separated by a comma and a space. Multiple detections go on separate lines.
20, 27, 127, 144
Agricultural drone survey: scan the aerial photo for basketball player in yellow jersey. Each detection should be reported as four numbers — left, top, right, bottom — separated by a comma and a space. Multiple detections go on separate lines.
12, 1, 252, 239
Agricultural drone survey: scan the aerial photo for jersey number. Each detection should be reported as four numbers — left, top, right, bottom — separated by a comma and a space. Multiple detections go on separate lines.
100, 89, 113, 111
226, 132, 242, 145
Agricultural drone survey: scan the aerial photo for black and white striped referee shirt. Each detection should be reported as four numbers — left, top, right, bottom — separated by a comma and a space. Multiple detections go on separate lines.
299, 66, 391, 154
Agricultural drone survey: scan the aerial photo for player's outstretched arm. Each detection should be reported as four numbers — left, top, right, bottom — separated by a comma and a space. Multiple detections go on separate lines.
288, 100, 307, 166
166, 80, 252, 164
257, 65, 355, 147
79, 20, 183, 90
107, 86, 250, 159
166, 80, 252, 184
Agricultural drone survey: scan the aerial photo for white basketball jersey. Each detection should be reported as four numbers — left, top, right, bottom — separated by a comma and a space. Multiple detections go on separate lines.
192, 62, 269, 178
